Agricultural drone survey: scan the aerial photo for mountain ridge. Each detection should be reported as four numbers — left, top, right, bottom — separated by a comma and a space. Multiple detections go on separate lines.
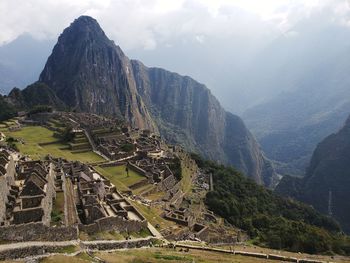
276, 115, 350, 233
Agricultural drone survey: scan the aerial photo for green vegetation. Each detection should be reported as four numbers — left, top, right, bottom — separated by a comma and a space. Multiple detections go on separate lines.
130, 200, 176, 231
168, 156, 182, 181
190, 154, 350, 255
51, 192, 64, 225
95, 165, 145, 188
179, 154, 195, 194
27, 105, 53, 116
60, 126, 75, 142
5, 137, 19, 151
120, 143, 135, 152
154, 252, 188, 261
0, 96, 17, 122
94, 248, 279, 263
38, 247, 283, 263
2, 126, 103, 163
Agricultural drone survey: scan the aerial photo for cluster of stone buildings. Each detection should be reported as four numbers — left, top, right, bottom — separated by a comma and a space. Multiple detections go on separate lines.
0, 146, 149, 242
0, 151, 55, 226
55, 159, 147, 234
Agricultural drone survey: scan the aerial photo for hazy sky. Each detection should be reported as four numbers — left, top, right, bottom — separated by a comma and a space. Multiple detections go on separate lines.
1, 0, 348, 49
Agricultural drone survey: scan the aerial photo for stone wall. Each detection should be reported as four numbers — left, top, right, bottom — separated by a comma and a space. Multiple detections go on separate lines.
41, 164, 56, 225
128, 163, 148, 177
0, 242, 78, 261
0, 223, 78, 241
0, 155, 15, 224
99, 162, 126, 168
0, 176, 9, 223
13, 207, 44, 224
129, 178, 149, 190
81, 237, 158, 250
78, 216, 147, 235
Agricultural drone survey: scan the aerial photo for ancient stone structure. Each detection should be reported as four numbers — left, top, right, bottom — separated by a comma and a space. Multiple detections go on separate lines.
0, 150, 16, 225
56, 159, 148, 235
12, 161, 55, 225
0, 145, 150, 242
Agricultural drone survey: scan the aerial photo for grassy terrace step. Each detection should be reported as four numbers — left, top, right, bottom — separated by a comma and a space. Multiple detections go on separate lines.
72, 137, 88, 143
69, 142, 91, 150
93, 165, 147, 193
71, 149, 91, 154
2, 125, 104, 163
74, 134, 86, 138
133, 184, 155, 196
47, 119, 64, 127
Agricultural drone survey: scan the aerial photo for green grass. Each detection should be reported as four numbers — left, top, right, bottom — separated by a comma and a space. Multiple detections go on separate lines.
51, 192, 64, 225
130, 200, 176, 231
180, 159, 194, 194
94, 248, 280, 263
95, 165, 145, 188
81, 230, 125, 241
133, 184, 154, 195
3, 126, 103, 163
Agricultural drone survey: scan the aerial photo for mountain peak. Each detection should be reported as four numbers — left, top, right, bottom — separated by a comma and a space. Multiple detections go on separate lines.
35, 16, 276, 187
70, 16, 101, 31
58, 15, 108, 44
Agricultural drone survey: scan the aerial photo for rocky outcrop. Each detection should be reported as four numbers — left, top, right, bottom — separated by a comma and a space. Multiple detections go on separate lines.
132, 61, 276, 185
39, 16, 156, 131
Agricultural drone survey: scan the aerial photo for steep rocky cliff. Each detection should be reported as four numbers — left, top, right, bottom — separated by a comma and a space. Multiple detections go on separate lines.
8, 16, 276, 186
39, 16, 156, 131
276, 116, 350, 233
132, 61, 276, 185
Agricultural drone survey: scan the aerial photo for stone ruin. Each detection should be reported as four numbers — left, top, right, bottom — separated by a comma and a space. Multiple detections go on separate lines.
56, 159, 148, 235
0, 156, 56, 226
0, 147, 149, 242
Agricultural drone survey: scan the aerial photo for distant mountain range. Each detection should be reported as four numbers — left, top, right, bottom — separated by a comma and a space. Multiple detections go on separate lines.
242, 22, 350, 175
0, 34, 53, 94
276, 115, 350, 233
2, 16, 277, 187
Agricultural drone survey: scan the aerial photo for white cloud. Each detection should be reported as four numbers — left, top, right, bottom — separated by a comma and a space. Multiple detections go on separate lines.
0, 0, 349, 49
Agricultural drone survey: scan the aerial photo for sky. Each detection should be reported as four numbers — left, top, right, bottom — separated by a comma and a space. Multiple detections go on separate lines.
1, 0, 350, 112
0, 0, 348, 49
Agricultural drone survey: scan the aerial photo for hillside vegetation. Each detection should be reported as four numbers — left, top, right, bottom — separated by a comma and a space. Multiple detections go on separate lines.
0, 96, 16, 122
190, 154, 350, 255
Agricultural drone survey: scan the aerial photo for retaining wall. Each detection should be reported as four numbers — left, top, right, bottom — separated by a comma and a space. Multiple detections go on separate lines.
81, 237, 158, 250
0, 223, 78, 242
78, 216, 147, 235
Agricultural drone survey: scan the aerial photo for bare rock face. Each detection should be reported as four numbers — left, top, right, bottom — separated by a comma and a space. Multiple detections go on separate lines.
39, 16, 156, 131
11, 16, 277, 186
132, 61, 277, 186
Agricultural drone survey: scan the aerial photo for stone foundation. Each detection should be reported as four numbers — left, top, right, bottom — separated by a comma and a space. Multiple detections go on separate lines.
0, 223, 78, 242
81, 237, 158, 250
78, 216, 147, 235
